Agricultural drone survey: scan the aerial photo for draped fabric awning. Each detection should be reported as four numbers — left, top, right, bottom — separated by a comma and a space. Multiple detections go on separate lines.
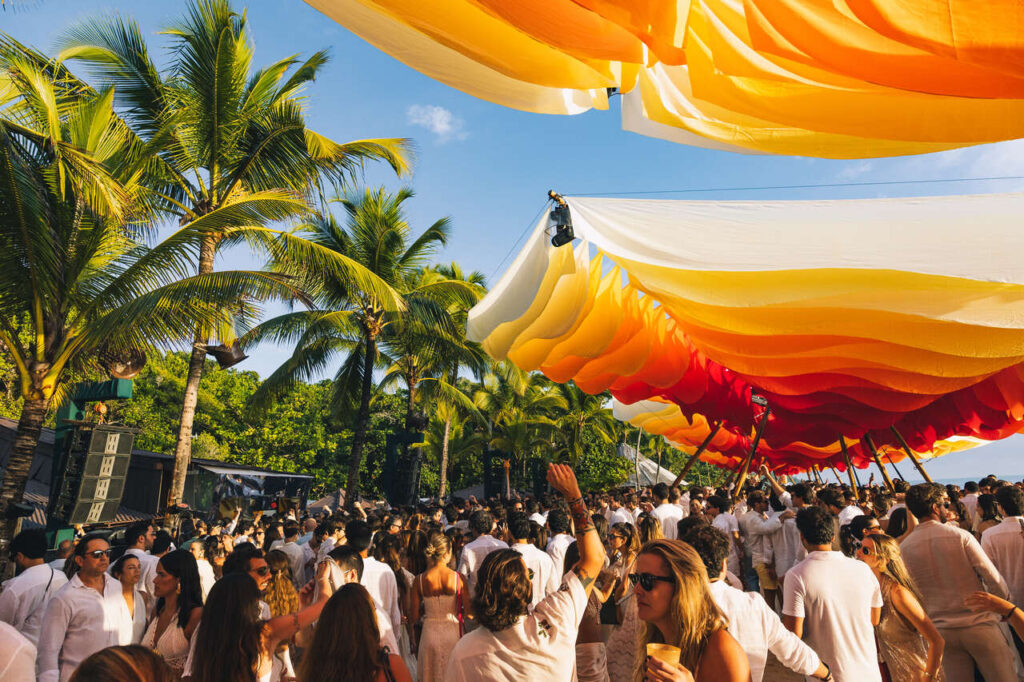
308, 0, 1024, 158
467, 192, 1024, 473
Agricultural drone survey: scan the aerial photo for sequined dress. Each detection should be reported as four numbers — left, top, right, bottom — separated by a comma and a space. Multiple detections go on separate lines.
877, 576, 944, 682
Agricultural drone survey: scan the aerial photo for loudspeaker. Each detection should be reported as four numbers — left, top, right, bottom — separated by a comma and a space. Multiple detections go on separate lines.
52, 424, 136, 525
483, 450, 507, 500
384, 431, 425, 506
531, 458, 549, 498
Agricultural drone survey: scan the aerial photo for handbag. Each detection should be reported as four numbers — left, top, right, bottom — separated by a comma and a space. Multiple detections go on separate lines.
455, 574, 465, 637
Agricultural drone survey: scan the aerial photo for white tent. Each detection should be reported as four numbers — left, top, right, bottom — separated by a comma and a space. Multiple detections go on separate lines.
618, 443, 680, 488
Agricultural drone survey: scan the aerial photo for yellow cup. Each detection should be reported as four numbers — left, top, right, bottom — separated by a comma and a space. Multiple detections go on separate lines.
646, 643, 681, 666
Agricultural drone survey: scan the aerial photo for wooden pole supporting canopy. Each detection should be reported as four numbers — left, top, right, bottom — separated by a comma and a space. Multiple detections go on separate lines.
890, 426, 933, 483
734, 403, 771, 493
672, 422, 721, 489
862, 433, 895, 492
839, 435, 859, 500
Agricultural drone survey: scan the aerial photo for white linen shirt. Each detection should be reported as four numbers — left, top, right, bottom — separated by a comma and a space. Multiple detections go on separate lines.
738, 510, 782, 565
545, 533, 575, 576
901, 519, 1010, 629
609, 507, 633, 527
445, 571, 588, 680
512, 542, 561, 609
458, 534, 509, 597
651, 503, 684, 540
837, 505, 864, 527
782, 551, 882, 682
981, 516, 1024, 609
709, 580, 820, 682
0, 563, 67, 645
0, 621, 36, 682
36, 573, 133, 682
362, 556, 402, 640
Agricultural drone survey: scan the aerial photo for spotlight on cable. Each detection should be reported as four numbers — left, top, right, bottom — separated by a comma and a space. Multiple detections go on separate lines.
547, 190, 574, 248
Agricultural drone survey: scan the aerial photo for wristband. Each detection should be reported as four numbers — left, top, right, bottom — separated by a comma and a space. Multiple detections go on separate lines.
1004, 605, 1018, 621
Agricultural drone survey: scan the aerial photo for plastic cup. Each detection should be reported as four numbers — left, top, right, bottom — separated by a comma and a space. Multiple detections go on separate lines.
646, 643, 681, 666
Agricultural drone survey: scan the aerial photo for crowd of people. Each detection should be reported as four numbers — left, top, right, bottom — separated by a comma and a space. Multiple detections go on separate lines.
1, 463, 1023, 682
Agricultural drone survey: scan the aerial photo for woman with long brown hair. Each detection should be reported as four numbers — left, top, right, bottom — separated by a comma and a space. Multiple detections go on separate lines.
374, 532, 417, 677
632, 540, 749, 682
297, 583, 413, 682
409, 531, 468, 681
606, 522, 643, 682
189, 564, 331, 682
856, 534, 945, 681
141, 550, 203, 676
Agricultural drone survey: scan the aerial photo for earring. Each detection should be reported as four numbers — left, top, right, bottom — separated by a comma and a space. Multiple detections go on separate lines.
176, 582, 181, 595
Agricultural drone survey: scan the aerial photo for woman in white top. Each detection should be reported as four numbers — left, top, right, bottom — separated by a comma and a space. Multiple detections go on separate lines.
142, 550, 203, 675
445, 464, 606, 681
110, 554, 150, 644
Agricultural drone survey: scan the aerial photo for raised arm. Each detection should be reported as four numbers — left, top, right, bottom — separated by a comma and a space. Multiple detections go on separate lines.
759, 464, 786, 498
547, 463, 605, 596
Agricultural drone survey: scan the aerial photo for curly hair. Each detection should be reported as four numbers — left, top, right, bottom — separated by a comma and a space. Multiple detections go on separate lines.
473, 549, 531, 632
264, 550, 299, 618
906, 483, 946, 519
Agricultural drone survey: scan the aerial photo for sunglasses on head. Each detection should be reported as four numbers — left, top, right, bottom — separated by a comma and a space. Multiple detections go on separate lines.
629, 572, 676, 591
85, 549, 112, 559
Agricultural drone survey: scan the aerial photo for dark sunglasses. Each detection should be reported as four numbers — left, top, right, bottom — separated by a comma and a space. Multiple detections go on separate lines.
858, 545, 875, 556
85, 549, 112, 559
252, 566, 270, 576
629, 572, 676, 591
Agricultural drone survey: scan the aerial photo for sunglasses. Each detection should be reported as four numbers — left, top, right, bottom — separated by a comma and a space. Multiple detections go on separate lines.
629, 572, 676, 591
858, 545, 875, 557
528, 568, 535, 580
85, 549, 112, 559
252, 566, 270, 576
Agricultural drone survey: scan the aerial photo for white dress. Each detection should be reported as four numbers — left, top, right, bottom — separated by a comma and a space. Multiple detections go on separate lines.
398, 568, 419, 681
142, 613, 191, 674
605, 558, 640, 682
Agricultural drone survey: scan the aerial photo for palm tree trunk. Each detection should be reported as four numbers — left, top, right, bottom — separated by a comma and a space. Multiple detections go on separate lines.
345, 337, 376, 505
0, 396, 49, 576
168, 236, 216, 509
438, 416, 451, 501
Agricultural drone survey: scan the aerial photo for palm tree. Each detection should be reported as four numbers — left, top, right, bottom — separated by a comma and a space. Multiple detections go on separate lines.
60, 0, 412, 507
425, 263, 487, 500
474, 363, 563, 486
246, 188, 454, 504
550, 382, 617, 464
0, 41, 298, 567
422, 404, 485, 496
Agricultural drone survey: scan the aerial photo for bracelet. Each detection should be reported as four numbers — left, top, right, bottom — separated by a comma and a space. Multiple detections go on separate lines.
821, 662, 832, 682
567, 496, 584, 506
1004, 605, 1018, 622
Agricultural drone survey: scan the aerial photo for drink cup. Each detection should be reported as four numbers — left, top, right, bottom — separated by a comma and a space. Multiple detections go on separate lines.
646, 643, 681, 666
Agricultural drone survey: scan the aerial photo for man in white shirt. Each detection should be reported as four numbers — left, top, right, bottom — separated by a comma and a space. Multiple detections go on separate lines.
739, 491, 789, 607
347, 520, 402, 643
48, 540, 72, 572
0, 529, 68, 645
982, 485, 1024, 611
608, 493, 633, 527
37, 533, 133, 682
526, 499, 547, 527
117, 521, 158, 596
707, 495, 743, 583
901, 483, 1018, 682
682, 524, 830, 682
458, 510, 510, 598
625, 493, 642, 521
650, 483, 684, 540
508, 513, 560, 609
296, 517, 317, 545
961, 481, 980, 525
783, 505, 882, 682
446, 463, 605, 681
271, 521, 310, 589
544, 509, 575, 572
818, 489, 862, 528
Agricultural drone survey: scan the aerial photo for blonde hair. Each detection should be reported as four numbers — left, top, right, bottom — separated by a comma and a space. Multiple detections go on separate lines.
637, 514, 664, 545
424, 530, 452, 565
633, 540, 727, 680
866, 534, 924, 604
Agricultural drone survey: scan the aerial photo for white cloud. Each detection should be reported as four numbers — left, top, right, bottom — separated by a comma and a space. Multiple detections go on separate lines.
406, 104, 469, 143
835, 160, 874, 180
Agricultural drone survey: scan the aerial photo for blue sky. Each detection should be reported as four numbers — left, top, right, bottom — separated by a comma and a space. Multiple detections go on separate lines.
5, 0, 1024, 479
